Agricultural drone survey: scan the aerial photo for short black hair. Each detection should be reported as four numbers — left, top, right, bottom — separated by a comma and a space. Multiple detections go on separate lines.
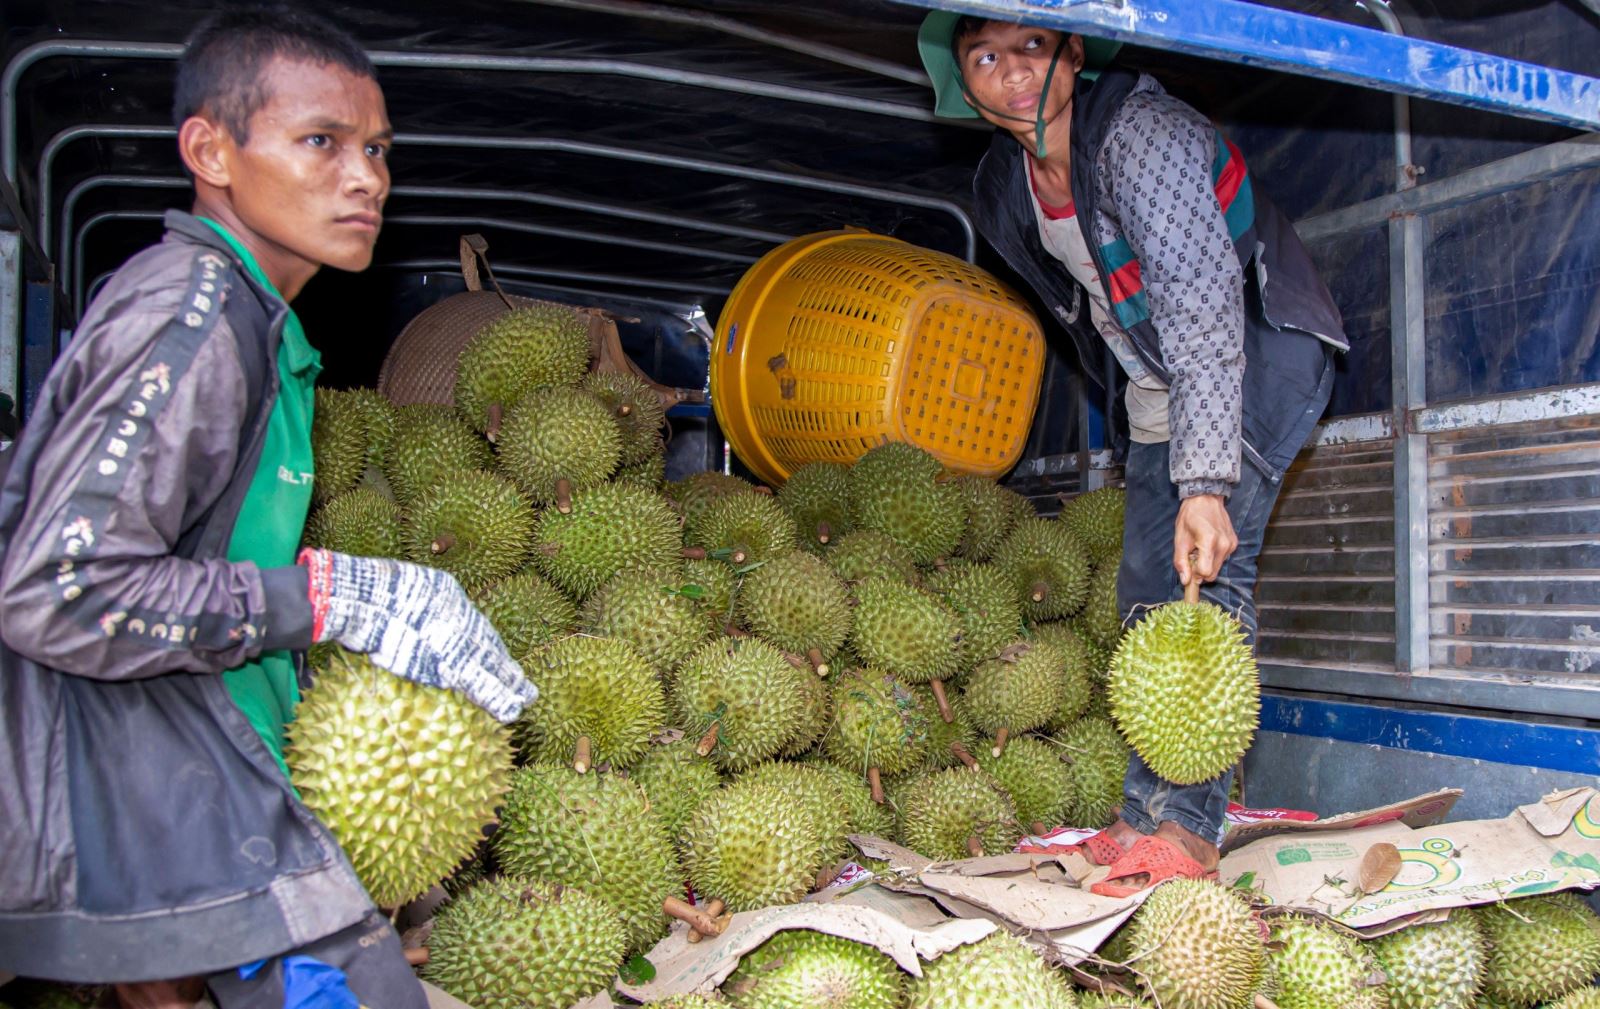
173, 5, 375, 142
951, 15, 992, 56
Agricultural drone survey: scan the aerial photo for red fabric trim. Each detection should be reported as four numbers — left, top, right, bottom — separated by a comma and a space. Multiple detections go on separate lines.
1215, 137, 1247, 208
1027, 160, 1075, 220
1107, 257, 1143, 304
298, 547, 332, 643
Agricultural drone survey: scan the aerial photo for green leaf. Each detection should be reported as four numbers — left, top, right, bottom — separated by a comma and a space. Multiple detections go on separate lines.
1232, 871, 1257, 890
618, 954, 657, 986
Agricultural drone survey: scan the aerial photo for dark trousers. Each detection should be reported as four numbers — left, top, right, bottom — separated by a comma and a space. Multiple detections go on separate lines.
202, 911, 425, 1009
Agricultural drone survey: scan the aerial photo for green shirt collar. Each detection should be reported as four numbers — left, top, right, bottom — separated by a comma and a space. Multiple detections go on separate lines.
197, 217, 321, 377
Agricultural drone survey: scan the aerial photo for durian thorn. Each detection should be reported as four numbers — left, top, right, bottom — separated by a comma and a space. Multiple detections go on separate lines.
807, 647, 828, 677
933, 556, 949, 573
663, 896, 726, 939
430, 533, 456, 555
616, 402, 633, 418
695, 721, 721, 757
867, 766, 885, 804
950, 741, 979, 769
783, 651, 808, 671
1029, 580, 1049, 604
754, 485, 774, 496
1030, 821, 1048, 837
965, 835, 985, 858
816, 521, 832, 545
731, 548, 749, 565
485, 403, 503, 444
685, 898, 726, 944
554, 477, 574, 515
682, 546, 708, 560
929, 678, 954, 722
992, 727, 1011, 758
573, 735, 593, 774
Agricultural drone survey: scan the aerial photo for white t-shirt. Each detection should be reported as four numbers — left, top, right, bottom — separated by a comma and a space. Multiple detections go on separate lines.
1026, 159, 1171, 444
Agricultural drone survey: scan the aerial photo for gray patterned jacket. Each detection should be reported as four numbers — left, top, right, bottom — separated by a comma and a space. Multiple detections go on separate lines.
973, 70, 1348, 496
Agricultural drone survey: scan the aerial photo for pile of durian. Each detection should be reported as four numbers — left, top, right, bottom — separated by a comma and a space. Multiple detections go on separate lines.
279, 301, 1600, 1009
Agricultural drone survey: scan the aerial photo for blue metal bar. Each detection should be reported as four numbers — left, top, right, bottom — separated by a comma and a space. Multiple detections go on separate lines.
894, 0, 1600, 132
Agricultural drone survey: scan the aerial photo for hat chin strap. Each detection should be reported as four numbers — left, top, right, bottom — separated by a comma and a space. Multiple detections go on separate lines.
957, 37, 1067, 159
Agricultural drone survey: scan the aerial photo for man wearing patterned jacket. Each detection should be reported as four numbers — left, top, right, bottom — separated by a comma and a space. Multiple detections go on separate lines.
919, 14, 1349, 894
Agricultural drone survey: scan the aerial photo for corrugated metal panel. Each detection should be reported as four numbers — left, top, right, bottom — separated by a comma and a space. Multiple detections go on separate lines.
1429, 415, 1600, 678
1256, 439, 1397, 668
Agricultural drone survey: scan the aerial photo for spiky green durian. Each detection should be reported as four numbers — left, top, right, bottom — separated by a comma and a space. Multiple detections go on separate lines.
533, 482, 684, 598
1077, 551, 1126, 651
520, 635, 666, 770
847, 442, 964, 565
1368, 912, 1484, 1009
895, 766, 1020, 860
738, 761, 854, 865
383, 403, 495, 505
1059, 487, 1125, 565
627, 735, 723, 848
1124, 879, 1264, 1009
311, 387, 375, 505
724, 930, 905, 1009
673, 637, 810, 772
403, 468, 535, 591
285, 647, 511, 908
647, 997, 726, 1008
1550, 988, 1600, 1009
780, 661, 833, 758
1077, 995, 1151, 1009
976, 736, 1071, 835
1477, 892, 1600, 1006
683, 557, 737, 628
993, 517, 1092, 621
1268, 915, 1388, 1009
1030, 623, 1098, 730
683, 781, 824, 911
667, 471, 758, 528
441, 841, 496, 898
581, 567, 713, 674
496, 386, 622, 505
469, 568, 578, 658
824, 668, 932, 780
780, 461, 855, 554
1108, 599, 1259, 785
805, 759, 897, 839
927, 563, 1026, 670
913, 685, 981, 771
1058, 716, 1129, 828
906, 930, 1077, 1009
346, 387, 396, 468
614, 450, 667, 490
688, 492, 799, 567
849, 577, 962, 685
826, 529, 922, 586
581, 370, 667, 465
736, 550, 852, 664
962, 640, 1072, 743
493, 765, 681, 952
453, 302, 591, 437
954, 476, 1032, 561
422, 876, 625, 1009
303, 487, 403, 557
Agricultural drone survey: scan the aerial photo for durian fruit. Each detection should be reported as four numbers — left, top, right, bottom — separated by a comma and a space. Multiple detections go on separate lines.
895, 766, 1020, 860
779, 461, 855, 553
303, 487, 403, 558
648, 997, 726, 1008
493, 765, 682, 952
847, 442, 964, 566
667, 471, 759, 529
1268, 914, 1389, 1009
1367, 912, 1484, 1009
581, 566, 713, 674
805, 759, 897, 840
926, 563, 1025, 670
780, 661, 833, 758
906, 930, 1078, 1009
582, 371, 667, 465
1122, 879, 1264, 1009
824, 668, 932, 795
673, 637, 810, 772
683, 780, 824, 912
1031, 623, 1098, 730
1476, 892, 1600, 1006
962, 640, 1071, 753
496, 386, 622, 507
849, 577, 962, 716
1058, 716, 1129, 828
1550, 988, 1600, 1009
683, 556, 738, 628
1078, 994, 1151, 1008
533, 482, 684, 599
826, 529, 921, 586
285, 647, 511, 908
976, 736, 1072, 836
383, 403, 494, 505
453, 302, 591, 439
723, 930, 905, 1009
737, 761, 854, 866
993, 517, 1092, 621
687, 491, 799, 567
736, 550, 851, 671
913, 684, 982, 771
627, 735, 722, 848
1076, 551, 1126, 651
469, 567, 578, 658
520, 635, 666, 771
954, 475, 1033, 561
614, 450, 667, 490
1108, 598, 1259, 785
441, 841, 496, 898
311, 387, 377, 505
403, 468, 535, 591
1059, 487, 1126, 565
421, 876, 624, 1009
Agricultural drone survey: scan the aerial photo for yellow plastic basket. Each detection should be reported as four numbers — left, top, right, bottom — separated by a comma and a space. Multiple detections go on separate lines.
710, 230, 1047, 486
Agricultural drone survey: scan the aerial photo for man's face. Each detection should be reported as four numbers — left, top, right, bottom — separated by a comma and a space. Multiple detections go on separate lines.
220, 56, 392, 274
957, 23, 1084, 132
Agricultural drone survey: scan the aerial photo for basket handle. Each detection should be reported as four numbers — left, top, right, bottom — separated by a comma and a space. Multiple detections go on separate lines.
458, 234, 515, 311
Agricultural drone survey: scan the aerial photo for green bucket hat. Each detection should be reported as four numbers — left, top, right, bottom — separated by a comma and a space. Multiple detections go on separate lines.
917, 11, 1122, 120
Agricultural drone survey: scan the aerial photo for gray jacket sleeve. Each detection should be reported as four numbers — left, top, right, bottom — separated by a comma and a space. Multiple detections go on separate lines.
1101, 93, 1246, 499
0, 246, 313, 681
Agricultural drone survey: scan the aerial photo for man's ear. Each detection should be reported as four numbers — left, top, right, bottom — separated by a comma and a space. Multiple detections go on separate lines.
1066, 34, 1088, 75
178, 114, 233, 189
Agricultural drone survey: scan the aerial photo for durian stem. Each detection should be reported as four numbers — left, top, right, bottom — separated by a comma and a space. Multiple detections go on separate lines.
965, 836, 984, 858
430, 533, 456, 555
554, 477, 574, 515
573, 735, 593, 774
783, 652, 809, 671
754, 485, 774, 496
1184, 548, 1202, 604
663, 896, 727, 939
696, 721, 721, 757
929, 678, 954, 723
992, 727, 1010, 758
682, 546, 708, 560
933, 556, 949, 573
616, 402, 633, 418
725, 625, 750, 639
485, 403, 503, 444
403, 947, 430, 967
685, 898, 725, 943
816, 521, 832, 545
807, 648, 829, 677
731, 548, 749, 565
1030, 821, 1048, 837
950, 741, 979, 769
1029, 580, 1049, 604
815, 864, 839, 890
867, 766, 885, 804
1254, 998, 1281, 1009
